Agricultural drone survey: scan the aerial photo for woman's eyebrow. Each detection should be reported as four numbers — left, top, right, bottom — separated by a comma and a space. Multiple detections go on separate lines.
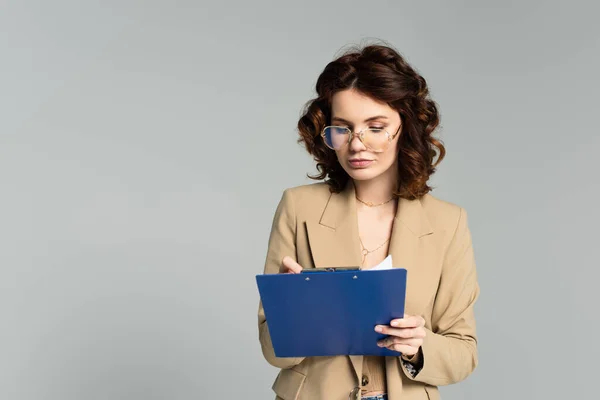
331, 115, 389, 124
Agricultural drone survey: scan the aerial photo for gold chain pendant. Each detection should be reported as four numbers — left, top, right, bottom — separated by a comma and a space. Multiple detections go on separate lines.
356, 196, 394, 207
359, 236, 390, 266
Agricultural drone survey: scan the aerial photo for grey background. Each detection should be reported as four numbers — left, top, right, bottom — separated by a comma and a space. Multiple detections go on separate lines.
1, 1, 598, 399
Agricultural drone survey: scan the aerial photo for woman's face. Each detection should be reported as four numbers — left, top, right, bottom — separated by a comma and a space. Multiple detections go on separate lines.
329, 89, 402, 183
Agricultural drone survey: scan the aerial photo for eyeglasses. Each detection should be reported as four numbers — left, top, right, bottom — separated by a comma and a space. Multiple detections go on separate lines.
321, 125, 400, 153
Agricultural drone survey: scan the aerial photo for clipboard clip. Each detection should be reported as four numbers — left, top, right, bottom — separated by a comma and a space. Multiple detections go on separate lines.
302, 266, 361, 273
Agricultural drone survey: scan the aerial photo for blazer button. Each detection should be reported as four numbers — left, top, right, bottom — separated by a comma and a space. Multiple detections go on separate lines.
361, 375, 369, 386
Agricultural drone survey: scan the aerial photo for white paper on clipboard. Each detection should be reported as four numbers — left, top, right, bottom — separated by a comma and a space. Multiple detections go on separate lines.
364, 254, 393, 271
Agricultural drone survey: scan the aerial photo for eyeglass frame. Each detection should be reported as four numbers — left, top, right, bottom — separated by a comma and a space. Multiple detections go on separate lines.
320, 125, 401, 152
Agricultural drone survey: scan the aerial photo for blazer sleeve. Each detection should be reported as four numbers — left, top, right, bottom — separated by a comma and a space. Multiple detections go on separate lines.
401, 207, 480, 385
257, 189, 306, 369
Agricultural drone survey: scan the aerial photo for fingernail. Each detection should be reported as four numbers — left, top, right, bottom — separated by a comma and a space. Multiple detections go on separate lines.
377, 341, 383, 347
375, 326, 382, 333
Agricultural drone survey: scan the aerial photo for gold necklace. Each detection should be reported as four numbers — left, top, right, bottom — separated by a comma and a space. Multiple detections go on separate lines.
355, 195, 394, 207
359, 235, 391, 266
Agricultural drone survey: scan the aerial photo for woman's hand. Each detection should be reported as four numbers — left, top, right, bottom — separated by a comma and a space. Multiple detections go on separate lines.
374, 314, 426, 357
280, 256, 303, 273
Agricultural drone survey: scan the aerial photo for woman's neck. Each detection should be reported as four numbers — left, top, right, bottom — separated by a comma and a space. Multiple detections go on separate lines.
353, 176, 397, 206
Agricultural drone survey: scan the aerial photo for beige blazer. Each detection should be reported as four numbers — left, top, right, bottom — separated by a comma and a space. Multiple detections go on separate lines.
257, 181, 479, 400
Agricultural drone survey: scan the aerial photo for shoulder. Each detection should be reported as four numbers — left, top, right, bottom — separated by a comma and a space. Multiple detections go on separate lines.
418, 193, 469, 234
271, 182, 333, 222
279, 182, 332, 207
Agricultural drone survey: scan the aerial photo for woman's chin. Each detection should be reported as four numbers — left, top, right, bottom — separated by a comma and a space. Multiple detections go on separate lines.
345, 168, 379, 181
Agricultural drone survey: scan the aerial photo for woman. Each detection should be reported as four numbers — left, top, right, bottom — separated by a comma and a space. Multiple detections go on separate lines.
257, 43, 479, 400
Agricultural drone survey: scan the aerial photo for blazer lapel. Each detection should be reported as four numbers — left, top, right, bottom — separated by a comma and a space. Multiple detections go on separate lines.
388, 197, 435, 317
305, 182, 363, 270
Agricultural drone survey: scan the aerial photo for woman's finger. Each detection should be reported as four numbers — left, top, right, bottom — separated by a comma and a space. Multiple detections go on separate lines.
377, 337, 421, 348
384, 343, 419, 356
389, 315, 425, 328
374, 325, 426, 339
281, 256, 303, 273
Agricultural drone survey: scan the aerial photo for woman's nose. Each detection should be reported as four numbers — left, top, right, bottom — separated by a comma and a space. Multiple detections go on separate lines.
348, 133, 366, 152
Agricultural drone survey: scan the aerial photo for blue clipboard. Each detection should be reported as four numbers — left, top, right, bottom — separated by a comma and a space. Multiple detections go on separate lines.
256, 268, 407, 357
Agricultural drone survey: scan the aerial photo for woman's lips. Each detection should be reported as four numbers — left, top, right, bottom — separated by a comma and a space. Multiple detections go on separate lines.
348, 159, 373, 168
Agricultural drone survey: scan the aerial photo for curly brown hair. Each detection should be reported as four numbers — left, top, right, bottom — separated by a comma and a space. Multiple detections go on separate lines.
297, 43, 445, 200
